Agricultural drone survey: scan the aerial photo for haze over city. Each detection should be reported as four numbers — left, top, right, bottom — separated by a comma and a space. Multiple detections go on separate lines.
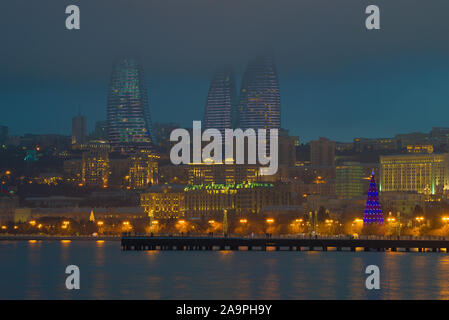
1, 0, 448, 142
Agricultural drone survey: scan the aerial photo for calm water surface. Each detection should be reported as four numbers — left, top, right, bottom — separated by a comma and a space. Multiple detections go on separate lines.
1, 240, 448, 299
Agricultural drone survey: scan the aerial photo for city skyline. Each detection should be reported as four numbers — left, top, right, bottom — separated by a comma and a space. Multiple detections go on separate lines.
2, 53, 448, 144
3, 0, 449, 303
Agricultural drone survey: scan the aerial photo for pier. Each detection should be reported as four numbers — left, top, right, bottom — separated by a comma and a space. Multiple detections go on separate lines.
121, 235, 449, 252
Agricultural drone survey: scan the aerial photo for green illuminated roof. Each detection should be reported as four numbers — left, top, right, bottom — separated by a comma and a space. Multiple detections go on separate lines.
184, 182, 274, 191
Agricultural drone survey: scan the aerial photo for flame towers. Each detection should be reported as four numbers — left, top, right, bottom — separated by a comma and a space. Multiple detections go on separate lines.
203, 69, 237, 133
239, 55, 281, 130
107, 58, 154, 154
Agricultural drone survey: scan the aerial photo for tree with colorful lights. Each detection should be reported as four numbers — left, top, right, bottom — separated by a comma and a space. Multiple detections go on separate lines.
363, 170, 384, 225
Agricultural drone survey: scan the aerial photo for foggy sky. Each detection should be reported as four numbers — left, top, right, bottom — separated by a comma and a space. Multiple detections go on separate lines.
1, 0, 448, 142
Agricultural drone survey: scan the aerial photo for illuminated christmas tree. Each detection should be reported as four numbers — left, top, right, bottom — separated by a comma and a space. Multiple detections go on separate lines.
363, 170, 384, 225
89, 210, 95, 222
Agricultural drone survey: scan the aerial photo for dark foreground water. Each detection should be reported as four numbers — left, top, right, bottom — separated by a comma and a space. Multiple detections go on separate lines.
1, 240, 449, 299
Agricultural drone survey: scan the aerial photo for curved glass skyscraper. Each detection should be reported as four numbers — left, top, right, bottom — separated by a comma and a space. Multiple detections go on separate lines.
239, 55, 281, 130
107, 58, 154, 154
203, 68, 237, 134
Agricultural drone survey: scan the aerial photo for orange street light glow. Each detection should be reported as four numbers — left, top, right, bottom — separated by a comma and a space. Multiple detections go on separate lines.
239, 219, 248, 224
266, 218, 275, 224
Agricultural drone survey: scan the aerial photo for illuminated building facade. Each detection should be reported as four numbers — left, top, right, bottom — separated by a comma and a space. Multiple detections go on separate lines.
203, 69, 237, 133
71, 140, 110, 152
380, 153, 449, 194
127, 151, 159, 189
82, 149, 110, 187
140, 185, 185, 219
63, 159, 82, 185
184, 182, 290, 218
188, 164, 260, 185
406, 145, 434, 154
336, 162, 365, 199
239, 55, 281, 130
107, 58, 154, 154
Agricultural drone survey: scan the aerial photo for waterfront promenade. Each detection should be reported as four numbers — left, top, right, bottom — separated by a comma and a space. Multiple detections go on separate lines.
121, 234, 449, 252
0, 235, 120, 241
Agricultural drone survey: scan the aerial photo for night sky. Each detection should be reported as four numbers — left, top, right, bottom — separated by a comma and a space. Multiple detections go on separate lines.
1, 0, 448, 142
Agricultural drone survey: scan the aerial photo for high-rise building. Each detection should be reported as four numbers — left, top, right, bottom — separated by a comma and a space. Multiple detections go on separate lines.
336, 162, 365, 199
310, 137, 335, 167
239, 55, 281, 130
94, 121, 108, 140
72, 114, 86, 145
380, 153, 449, 194
203, 69, 237, 133
107, 58, 154, 154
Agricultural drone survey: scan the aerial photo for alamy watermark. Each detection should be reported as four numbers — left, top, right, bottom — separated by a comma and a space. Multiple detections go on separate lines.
65, 265, 80, 290
169, 121, 279, 176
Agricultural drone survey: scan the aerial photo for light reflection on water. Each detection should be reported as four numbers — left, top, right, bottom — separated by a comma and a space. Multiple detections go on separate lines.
0, 240, 448, 300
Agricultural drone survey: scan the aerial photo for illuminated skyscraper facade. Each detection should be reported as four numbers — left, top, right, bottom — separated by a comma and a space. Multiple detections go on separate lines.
203, 69, 237, 133
107, 58, 154, 154
239, 55, 281, 130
